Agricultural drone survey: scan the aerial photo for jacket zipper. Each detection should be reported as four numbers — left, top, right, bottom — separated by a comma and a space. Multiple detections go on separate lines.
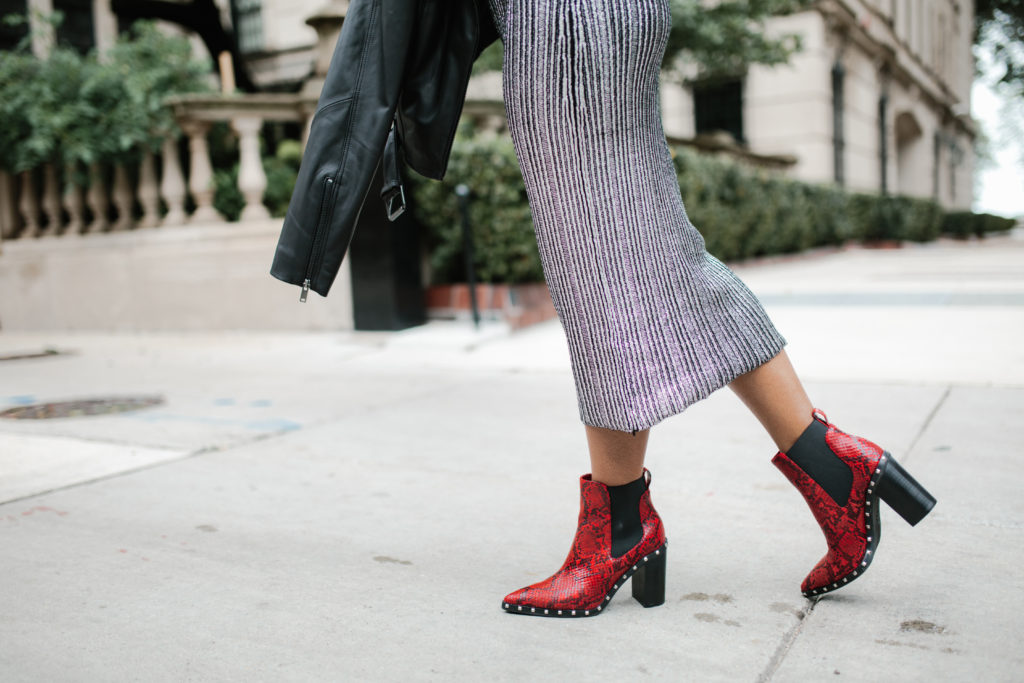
300, 176, 335, 302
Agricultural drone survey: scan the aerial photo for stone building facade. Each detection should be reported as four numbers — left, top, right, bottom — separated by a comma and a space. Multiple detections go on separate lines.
660, 0, 975, 210
2, 0, 975, 208
263, 0, 977, 208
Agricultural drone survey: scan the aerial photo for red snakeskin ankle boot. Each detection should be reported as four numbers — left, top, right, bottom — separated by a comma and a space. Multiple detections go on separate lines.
773, 409, 937, 598
501, 469, 667, 617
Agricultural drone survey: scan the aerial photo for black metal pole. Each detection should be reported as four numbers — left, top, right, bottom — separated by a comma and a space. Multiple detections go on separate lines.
455, 183, 480, 329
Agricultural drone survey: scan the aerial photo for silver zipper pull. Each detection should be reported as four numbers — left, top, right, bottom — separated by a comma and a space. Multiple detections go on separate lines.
300, 278, 310, 303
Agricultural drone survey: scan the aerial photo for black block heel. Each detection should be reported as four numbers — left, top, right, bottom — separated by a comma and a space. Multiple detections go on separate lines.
631, 545, 666, 607
876, 454, 937, 526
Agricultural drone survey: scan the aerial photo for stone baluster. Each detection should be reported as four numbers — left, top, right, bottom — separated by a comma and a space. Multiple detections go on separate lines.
39, 162, 63, 236
181, 120, 224, 224
300, 108, 315, 155
62, 162, 86, 235
85, 162, 110, 233
231, 115, 270, 221
160, 135, 188, 226
110, 161, 135, 231
0, 170, 15, 240
17, 170, 41, 237
137, 149, 161, 228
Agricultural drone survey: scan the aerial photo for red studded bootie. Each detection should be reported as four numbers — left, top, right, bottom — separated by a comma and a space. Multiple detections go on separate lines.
501, 469, 667, 617
773, 409, 937, 598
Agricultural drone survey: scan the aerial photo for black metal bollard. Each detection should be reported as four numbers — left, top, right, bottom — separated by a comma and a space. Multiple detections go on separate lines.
455, 183, 480, 329
348, 157, 427, 330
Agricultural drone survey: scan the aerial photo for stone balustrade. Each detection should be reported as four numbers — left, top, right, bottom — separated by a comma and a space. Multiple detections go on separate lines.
0, 92, 311, 244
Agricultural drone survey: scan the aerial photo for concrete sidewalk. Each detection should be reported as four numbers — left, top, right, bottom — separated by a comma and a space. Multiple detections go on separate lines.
1, 232, 1022, 681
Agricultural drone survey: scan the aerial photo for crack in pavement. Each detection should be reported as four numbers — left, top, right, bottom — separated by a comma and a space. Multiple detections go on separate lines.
757, 597, 819, 682
903, 385, 952, 464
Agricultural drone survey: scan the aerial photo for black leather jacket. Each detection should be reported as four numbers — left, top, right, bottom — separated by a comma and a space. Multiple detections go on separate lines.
270, 0, 499, 301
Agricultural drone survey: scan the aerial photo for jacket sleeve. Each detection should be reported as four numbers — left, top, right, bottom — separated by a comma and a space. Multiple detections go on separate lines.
397, 0, 495, 181
475, 0, 500, 59
270, 0, 417, 300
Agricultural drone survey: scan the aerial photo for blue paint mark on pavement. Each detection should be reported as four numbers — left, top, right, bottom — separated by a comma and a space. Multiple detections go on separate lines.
120, 412, 301, 432
245, 417, 302, 431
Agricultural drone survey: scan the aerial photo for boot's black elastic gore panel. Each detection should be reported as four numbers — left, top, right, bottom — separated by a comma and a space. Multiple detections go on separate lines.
785, 418, 853, 506
608, 474, 647, 558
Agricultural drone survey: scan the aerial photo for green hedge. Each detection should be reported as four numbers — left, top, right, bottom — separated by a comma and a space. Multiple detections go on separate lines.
942, 211, 1017, 239
0, 19, 211, 172
406, 130, 1017, 284
409, 125, 542, 284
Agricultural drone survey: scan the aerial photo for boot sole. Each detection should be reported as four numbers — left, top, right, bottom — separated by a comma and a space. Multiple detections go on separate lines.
502, 542, 667, 618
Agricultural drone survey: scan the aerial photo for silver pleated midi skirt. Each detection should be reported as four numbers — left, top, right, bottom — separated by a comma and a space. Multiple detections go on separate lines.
486, 0, 787, 432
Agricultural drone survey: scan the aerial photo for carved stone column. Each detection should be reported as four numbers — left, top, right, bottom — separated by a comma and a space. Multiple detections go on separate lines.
181, 120, 224, 224
231, 115, 270, 221
300, 107, 315, 155
301, 1, 349, 154
160, 135, 187, 226
303, 1, 350, 101
110, 161, 135, 231
137, 149, 161, 228
39, 162, 63, 236
0, 170, 16, 241
18, 170, 41, 237
62, 162, 86, 235
85, 162, 110, 233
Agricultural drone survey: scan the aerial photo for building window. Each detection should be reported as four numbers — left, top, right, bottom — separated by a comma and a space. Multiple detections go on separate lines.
693, 78, 745, 145
0, 0, 29, 51
53, 0, 95, 54
949, 140, 962, 202
878, 92, 889, 194
832, 60, 846, 186
232, 0, 263, 54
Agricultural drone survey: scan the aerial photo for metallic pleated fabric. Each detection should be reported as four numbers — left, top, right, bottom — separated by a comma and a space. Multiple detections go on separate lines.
487, 0, 787, 432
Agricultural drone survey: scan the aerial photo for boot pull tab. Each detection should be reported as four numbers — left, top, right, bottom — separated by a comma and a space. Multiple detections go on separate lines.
812, 408, 829, 425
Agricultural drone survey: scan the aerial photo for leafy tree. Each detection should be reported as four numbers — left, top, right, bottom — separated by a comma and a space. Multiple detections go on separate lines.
472, 0, 814, 80
105, 20, 213, 153
110, 0, 256, 92
662, 0, 813, 80
0, 15, 211, 172
976, 0, 1024, 95
0, 51, 44, 171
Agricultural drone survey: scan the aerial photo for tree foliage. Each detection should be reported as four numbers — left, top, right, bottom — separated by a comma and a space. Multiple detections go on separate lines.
975, 0, 1024, 95
409, 132, 1014, 284
110, 0, 257, 93
472, 0, 814, 81
662, 0, 813, 80
0, 16, 211, 173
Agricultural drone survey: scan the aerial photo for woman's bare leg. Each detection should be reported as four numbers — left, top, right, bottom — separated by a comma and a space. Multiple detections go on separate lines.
583, 348, 808, 484
729, 349, 815, 452
585, 425, 649, 485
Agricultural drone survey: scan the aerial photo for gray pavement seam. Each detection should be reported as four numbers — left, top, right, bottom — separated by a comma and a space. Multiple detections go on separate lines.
903, 385, 952, 464
0, 379, 470, 509
0, 428, 184, 457
0, 427, 294, 508
756, 598, 819, 682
